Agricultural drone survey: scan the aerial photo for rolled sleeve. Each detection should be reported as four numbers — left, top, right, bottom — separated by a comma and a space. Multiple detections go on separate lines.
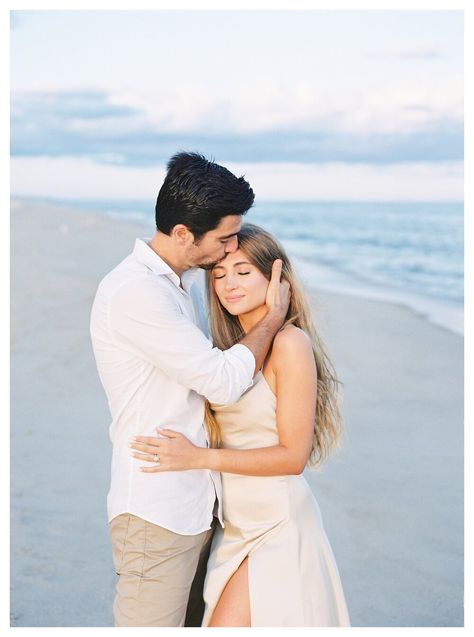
223, 344, 256, 400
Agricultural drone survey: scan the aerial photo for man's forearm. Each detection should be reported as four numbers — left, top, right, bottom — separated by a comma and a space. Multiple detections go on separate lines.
239, 310, 284, 375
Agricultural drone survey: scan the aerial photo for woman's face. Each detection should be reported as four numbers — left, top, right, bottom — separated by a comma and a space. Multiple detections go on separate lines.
212, 248, 269, 316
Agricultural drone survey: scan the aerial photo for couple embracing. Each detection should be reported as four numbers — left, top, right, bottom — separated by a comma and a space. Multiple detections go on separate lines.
90, 152, 350, 627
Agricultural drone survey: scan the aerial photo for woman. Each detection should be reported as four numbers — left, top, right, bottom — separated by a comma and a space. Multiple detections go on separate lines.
131, 224, 350, 627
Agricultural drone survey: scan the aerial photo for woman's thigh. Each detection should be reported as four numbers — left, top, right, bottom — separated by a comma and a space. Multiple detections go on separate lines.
208, 556, 250, 627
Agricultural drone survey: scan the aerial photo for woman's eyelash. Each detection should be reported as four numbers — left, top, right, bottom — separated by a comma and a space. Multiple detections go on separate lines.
214, 271, 250, 280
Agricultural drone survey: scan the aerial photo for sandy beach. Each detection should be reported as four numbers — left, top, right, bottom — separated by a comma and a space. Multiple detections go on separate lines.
10, 198, 464, 627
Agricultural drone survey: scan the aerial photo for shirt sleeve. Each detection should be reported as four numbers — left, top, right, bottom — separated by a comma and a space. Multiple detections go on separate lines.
108, 275, 255, 405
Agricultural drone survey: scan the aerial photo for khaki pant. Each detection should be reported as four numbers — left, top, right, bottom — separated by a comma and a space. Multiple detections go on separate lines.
109, 513, 215, 627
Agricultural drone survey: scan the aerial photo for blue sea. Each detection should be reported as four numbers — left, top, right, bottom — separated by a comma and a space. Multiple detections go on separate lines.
32, 197, 464, 335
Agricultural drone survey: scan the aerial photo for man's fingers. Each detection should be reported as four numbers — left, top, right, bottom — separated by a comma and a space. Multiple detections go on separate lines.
265, 259, 283, 308
270, 259, 282, 283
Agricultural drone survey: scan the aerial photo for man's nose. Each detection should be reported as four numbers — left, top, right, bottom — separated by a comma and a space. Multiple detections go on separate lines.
224, 236, 238, 253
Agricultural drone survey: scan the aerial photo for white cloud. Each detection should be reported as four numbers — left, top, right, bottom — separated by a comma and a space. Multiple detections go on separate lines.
10, 156, 463, 202
105, 79, 463, 136
366, 46, 442, 60
336, 82, 463, 135
10, 157, 165, 201
228, 161, 463, 201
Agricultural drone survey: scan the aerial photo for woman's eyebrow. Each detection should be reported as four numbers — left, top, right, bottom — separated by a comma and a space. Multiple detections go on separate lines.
213, 261, 251, 271
213, 260, 252, 273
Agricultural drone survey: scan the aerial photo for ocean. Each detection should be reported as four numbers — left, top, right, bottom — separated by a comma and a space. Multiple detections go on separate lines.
26, 197, 464, 336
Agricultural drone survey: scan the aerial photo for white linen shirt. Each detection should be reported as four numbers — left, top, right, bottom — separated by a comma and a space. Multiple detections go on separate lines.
90, 238, 255, 535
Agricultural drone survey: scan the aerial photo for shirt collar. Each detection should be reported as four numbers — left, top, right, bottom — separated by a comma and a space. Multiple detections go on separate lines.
133, 238, 200, 291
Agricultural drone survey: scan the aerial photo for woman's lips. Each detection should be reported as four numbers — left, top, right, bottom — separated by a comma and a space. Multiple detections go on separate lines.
225, 295, 245, 303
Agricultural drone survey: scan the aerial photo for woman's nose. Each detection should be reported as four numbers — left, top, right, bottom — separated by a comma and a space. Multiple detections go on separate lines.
224, 275, 238, 290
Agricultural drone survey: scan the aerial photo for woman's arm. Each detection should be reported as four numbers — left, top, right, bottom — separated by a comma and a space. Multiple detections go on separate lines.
131, 327, 317, 477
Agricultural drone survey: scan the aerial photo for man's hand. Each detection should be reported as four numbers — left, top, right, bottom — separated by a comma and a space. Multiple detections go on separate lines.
236, 258, 292, 375
265, 259, 291, 324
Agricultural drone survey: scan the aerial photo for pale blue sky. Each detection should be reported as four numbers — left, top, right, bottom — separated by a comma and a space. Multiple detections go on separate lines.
11, 10, 463, 92
10, 10, 464, 200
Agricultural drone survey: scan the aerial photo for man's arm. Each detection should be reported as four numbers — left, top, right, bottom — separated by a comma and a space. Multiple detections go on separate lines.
238, 259, 291, 375
106, 260, 289, 404
131, 327, 317, 476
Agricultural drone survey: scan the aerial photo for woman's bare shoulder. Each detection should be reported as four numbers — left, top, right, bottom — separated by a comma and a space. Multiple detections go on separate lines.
265, 325, 316, 389
272, 325, 313, 360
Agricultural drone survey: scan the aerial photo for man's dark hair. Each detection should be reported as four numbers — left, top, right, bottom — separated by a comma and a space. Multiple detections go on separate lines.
155, 151, 255, 240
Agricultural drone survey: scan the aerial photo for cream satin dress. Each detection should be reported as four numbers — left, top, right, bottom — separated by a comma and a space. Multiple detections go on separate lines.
202, 371, 351, 627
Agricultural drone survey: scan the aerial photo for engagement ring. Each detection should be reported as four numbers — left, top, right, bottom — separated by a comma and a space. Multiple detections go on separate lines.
153, 454, 159, 463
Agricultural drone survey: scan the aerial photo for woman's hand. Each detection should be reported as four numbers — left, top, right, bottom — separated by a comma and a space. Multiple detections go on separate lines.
129, 428, 206, 472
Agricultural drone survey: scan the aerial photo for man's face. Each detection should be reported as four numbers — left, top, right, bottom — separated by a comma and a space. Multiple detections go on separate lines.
189, 215, 242, 269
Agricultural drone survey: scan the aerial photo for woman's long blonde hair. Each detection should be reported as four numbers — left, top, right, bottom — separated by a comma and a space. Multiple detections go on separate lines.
204, 223, 343, 468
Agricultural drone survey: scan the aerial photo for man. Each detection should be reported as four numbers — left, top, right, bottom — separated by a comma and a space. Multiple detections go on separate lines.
90, 152, 290, 627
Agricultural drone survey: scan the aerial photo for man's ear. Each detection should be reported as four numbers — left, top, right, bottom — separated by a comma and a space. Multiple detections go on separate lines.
171, 224, 194, 245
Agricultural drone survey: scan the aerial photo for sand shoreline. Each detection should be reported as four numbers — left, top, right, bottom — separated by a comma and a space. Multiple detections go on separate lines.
11, 199, 463, 626
13, 195, 463, 338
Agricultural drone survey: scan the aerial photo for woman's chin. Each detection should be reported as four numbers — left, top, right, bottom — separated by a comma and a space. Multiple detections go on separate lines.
223, 301, 263, 317
223, 304, 243, 316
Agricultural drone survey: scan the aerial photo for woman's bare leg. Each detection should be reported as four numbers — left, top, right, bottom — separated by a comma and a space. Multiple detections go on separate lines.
208, 556, 250, 627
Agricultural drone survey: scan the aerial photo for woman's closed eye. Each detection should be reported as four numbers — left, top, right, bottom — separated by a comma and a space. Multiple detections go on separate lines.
213, 271, 250, 280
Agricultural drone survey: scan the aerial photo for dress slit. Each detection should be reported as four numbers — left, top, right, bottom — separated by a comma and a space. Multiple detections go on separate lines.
202, 372, 350, 627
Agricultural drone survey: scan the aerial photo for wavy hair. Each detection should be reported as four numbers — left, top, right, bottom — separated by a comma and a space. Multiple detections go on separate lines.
155, 151, 254, 240
204, 223, 343, 468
